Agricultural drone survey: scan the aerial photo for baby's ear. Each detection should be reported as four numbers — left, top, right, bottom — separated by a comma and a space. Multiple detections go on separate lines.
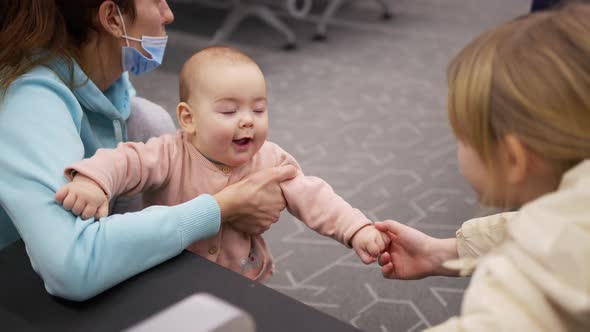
177, 102, 195, 134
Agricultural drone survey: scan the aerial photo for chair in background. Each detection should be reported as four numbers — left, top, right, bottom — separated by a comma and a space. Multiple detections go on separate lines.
313, 0, 393, 41
530, 0, 561, 12
209, 0, 313, 50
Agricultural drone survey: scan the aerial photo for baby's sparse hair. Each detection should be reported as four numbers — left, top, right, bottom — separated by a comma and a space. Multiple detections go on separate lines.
179, 45, 259, 104
447, 2, 590, 178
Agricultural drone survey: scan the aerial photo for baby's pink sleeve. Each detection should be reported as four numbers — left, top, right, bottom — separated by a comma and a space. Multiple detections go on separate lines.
64, 134, 179, 199
269, 143, 371, 247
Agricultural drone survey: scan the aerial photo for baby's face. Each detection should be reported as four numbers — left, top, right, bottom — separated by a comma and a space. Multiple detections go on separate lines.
190, 62, 268, 167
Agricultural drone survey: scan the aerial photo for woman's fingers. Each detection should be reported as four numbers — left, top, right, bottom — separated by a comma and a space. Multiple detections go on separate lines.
268, 165, 298, 183
257, 224, 271, 234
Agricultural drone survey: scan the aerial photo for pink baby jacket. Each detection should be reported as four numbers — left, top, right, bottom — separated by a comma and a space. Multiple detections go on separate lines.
66, 131, 371, 281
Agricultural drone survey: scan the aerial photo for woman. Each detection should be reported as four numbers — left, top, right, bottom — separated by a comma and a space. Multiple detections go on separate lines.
0, 0, 296, 301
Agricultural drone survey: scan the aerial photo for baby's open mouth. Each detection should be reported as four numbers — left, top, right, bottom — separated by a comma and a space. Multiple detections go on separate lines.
233, 138, 251, 146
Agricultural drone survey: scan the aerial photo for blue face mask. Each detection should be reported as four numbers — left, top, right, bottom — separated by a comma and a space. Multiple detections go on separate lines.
117, 6, 168, 76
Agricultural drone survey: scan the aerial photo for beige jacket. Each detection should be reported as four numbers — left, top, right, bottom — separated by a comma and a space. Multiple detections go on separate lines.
428, 160, 590, 332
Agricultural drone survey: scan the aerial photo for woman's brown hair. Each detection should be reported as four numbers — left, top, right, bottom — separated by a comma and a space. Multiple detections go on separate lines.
0, 0, 135, 94
447, 2, 590, 180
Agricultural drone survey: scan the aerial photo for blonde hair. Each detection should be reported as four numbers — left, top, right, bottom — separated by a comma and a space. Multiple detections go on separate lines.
447, 2, 590, 177
178, 45, 259, 103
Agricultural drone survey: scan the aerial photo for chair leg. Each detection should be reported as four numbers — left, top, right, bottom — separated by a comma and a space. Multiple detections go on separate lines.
211, 1, 297, 49
211, 3, 249, 45
314, 0, 393, 41
374, 0, 393, 20
314, 0, 348, 41
252, 5, 297, 48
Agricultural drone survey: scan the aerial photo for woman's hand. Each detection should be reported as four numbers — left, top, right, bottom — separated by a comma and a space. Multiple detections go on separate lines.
375, 220, 459, 279
213, 165, 298, 235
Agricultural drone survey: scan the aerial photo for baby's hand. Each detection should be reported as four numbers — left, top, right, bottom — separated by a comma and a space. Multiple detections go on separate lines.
351, 225, 391, 264
55, 174, 109, 220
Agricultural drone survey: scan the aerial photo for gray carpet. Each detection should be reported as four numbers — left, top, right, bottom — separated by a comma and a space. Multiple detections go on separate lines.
131, 1, 530, 331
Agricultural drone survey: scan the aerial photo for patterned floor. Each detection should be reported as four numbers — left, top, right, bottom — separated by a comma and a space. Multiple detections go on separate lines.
131, 1, 529, 330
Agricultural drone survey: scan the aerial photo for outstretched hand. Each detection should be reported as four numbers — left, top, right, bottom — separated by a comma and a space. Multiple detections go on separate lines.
351, 225, 391, 264
375, 220, 458, 279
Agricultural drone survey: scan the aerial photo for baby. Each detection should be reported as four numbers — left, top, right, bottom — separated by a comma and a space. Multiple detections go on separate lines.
56, 46, 389, 281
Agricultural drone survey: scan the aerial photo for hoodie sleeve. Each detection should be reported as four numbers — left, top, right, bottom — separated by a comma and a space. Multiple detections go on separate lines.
0, 73, 220, 301
455, 212, 515, 259
65, 134, 180, 200
425, 252, 566, 332
431, 185, 590, 331
266, 142, 371, 247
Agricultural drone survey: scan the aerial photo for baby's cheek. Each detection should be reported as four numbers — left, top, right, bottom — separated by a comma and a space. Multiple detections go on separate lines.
207, 129, 233, 146
258, 124, 269, 139
218, 126, 235, 141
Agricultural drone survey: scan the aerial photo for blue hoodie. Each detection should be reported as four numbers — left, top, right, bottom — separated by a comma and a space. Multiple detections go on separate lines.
0, 59, 220, 300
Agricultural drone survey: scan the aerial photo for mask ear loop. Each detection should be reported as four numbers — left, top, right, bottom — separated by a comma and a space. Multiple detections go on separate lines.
116, 6, 133, 47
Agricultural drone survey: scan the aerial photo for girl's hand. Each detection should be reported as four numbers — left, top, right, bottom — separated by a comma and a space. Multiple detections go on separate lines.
375, 220, 459, 279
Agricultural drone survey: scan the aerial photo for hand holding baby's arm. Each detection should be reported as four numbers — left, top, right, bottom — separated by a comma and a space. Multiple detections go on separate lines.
351, 225, 391, 264
55, 174, 109, 220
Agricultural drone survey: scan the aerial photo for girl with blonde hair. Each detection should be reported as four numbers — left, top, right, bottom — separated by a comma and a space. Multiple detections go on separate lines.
376, 2, 590, 330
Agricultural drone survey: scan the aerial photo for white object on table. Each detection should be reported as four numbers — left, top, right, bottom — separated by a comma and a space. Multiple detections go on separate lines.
125, 293, 256, 332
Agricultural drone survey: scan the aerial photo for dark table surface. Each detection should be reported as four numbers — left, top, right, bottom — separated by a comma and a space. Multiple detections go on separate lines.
0, 241, 360, 332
